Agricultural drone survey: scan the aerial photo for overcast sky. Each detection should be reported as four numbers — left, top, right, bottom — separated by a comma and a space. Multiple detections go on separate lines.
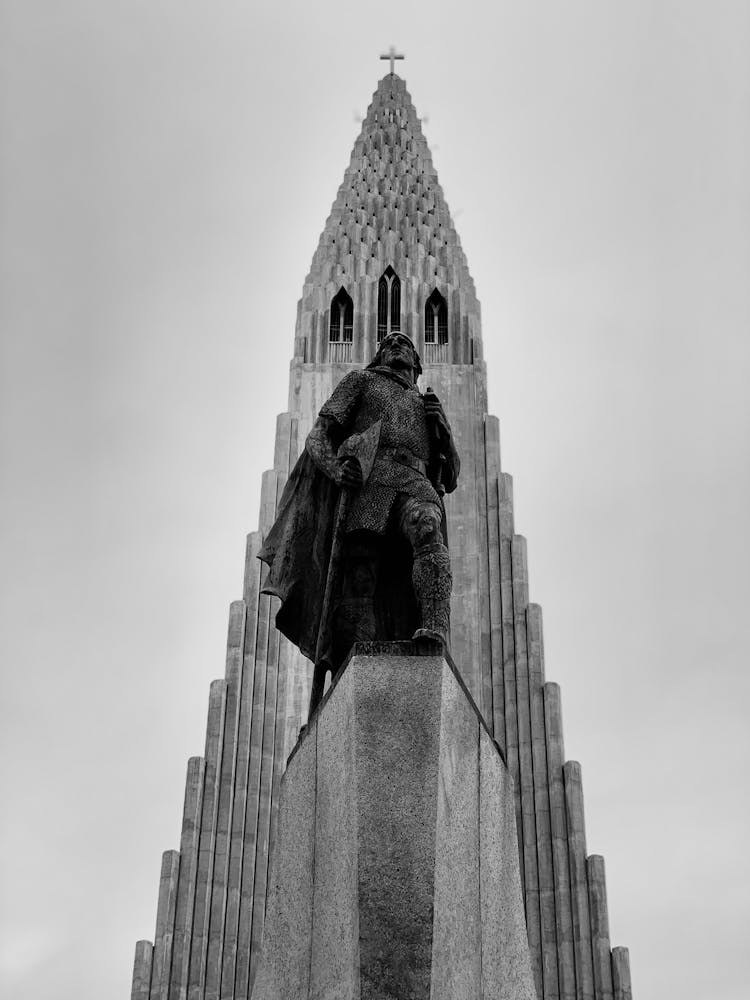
1, 2, 749, 999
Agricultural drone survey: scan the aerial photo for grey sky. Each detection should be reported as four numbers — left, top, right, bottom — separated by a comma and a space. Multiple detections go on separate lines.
1, 2, 749, 998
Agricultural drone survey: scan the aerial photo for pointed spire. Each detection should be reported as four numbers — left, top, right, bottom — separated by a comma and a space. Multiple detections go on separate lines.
296, 74, 482, 367
309, 74, 476, 298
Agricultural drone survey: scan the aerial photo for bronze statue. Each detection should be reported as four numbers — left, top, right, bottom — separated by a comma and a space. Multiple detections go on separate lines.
259, 332, 460, 712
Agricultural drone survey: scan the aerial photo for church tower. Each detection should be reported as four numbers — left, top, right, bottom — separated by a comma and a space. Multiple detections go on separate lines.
131, 71, 632, 1000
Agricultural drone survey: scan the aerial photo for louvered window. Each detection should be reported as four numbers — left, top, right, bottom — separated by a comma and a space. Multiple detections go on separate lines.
424, 289, 448, 345
377, 267, 401, 343
329, 287, 353, 342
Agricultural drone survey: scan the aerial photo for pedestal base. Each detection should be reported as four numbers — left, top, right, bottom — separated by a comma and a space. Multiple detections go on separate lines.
251, 645, 537, 1000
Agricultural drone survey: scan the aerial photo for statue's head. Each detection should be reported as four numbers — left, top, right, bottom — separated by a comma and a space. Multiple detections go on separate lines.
368, 332, 423, 382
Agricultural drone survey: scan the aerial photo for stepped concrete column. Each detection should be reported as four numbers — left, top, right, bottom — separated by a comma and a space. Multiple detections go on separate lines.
251, 643, 537, 1000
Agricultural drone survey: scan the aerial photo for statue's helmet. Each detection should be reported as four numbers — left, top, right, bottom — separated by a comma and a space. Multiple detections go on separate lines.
368, 332, 423, 378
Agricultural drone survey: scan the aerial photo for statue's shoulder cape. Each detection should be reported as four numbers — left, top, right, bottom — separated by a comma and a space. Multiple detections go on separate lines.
258, 450, 338, 663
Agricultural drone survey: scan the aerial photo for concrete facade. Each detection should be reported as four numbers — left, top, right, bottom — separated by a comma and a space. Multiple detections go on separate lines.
132, 74, 631, 1000
252, 648, 537, 1000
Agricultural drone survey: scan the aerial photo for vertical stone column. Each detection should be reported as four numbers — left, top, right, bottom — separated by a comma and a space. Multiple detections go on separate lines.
205, 603, 246, 1000
235, 590, 272, 994
249, 596, 282, 981
223, 544, 263, 998
544, 684, 576, 1000
267, 633, 292, 882
483, 417, 505, 748
528, 603, 559, 1000
150, 851, 180, 1000
188, 680, 227, 1000
131, 940, 153, 1000
498, 474, 521, 862
169, 756, 205, 1000
511, 535, 542, 994
611, 948, 632, 1000
564, 761, 595, 1000
587, 856, 614, 1000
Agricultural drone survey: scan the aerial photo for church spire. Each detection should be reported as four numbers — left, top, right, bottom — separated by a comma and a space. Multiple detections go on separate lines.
295, 74, 481, 369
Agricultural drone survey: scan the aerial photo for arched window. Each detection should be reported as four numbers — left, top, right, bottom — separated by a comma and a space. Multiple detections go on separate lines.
377, 267, 401, 343
424, 289, 448, 345
329, 287, 353, 343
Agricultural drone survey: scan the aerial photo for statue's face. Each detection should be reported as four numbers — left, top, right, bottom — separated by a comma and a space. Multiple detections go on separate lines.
380, 333, 418, 377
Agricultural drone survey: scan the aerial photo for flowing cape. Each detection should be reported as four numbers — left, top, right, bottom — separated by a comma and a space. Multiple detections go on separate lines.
257, 450, 338, 663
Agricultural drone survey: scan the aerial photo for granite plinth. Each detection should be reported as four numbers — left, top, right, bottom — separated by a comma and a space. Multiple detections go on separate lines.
251, 646, 536, 1000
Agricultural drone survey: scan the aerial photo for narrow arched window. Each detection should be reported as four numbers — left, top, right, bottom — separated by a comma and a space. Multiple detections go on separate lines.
329, 287, 353, 343
377, 267, 401, 343
377, 275, 388, 341
424, 289, 449, 363
424, 289, 448, 345
390, 272, 400, 332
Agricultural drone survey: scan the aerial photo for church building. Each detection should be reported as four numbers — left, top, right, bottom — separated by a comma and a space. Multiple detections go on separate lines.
131, 66, 632, 1000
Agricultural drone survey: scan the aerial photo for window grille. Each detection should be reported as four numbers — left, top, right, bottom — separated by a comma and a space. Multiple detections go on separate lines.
329, 341, 352, 363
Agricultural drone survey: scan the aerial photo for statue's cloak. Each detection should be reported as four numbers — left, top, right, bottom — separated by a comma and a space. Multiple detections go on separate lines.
258, 450, 338, 663
258, 449, 435, 665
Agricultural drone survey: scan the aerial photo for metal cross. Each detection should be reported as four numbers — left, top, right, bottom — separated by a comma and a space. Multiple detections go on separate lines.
379, 46, 404, 75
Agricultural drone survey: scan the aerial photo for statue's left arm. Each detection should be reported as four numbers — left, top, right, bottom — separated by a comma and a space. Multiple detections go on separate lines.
423, 389, 460, 494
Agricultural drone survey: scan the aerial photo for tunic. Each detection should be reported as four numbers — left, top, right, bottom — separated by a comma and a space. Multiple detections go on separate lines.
318, 367, 441, 534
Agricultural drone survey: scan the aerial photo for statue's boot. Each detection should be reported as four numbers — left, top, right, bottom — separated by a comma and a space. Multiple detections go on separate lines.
411, 541, 452, 647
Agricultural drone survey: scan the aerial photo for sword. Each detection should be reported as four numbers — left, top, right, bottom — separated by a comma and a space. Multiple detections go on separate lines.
424, 385, 446, 497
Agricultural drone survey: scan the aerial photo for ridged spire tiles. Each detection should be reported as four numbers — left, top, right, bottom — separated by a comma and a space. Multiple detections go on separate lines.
294, 74, 481, 368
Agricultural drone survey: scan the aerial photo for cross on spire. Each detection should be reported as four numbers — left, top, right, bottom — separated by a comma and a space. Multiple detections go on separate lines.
379, 46, 404, 75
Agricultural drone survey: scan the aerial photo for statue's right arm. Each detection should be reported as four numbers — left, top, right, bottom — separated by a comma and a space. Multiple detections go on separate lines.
305, 415, 345, 482
305, 371, 366, 487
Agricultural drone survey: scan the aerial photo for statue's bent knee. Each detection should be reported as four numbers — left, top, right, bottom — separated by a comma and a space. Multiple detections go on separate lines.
399, 498, 443, 549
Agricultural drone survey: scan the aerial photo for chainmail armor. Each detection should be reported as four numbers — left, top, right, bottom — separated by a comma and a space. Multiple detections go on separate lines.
319, 369, 441, 534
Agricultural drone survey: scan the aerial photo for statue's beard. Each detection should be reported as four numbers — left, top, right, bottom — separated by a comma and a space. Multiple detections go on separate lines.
385, 355, 415, 376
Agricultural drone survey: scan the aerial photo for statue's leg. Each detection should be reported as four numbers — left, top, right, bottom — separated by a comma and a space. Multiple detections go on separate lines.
398, 498, 452, 647
333, 531, 379, 661
309, 534, 379, 717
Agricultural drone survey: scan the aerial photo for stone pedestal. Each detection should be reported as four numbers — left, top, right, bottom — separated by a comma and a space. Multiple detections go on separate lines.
251, 643, 537, 1000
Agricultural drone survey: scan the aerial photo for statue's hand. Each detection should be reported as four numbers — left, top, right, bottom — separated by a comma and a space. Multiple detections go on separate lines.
423, 388, 450, 441
336, 456, 363, 489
